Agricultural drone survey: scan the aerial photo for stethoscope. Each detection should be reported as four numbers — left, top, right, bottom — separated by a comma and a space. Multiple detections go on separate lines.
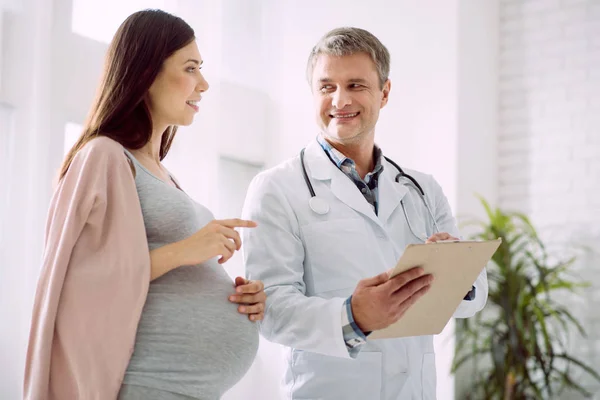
300, 148, 441, 242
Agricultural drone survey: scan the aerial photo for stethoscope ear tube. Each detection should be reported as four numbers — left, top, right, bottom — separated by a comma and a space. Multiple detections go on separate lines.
301, 148, 330, 215
383, 156, 425, 196
300, 148, 316, 197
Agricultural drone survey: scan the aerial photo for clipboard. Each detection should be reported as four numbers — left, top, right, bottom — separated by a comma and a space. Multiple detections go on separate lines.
369, 238, 502, 339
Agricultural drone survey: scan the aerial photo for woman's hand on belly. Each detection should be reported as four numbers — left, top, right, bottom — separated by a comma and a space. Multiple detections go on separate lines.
229, 277, 266, 321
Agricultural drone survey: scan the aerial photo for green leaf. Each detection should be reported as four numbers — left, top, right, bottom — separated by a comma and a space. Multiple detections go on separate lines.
555, 353, 600, 382
554, 307, 587, 337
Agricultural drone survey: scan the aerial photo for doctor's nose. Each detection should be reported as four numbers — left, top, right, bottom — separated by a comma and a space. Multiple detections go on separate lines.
331, 89, 352, 109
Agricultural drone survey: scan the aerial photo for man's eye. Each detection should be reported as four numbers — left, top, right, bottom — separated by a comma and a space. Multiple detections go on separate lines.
320, 85, 333, 92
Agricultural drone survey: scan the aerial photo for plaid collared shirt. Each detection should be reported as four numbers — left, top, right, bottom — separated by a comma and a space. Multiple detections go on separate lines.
317, 135, 384, 215
317, 135, 385, 355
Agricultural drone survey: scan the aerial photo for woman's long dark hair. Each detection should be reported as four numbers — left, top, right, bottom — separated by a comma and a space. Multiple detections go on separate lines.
59, 9, 195, 180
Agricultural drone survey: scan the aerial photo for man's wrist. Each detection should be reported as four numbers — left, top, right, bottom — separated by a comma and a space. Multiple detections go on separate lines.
342, 296, 368, 350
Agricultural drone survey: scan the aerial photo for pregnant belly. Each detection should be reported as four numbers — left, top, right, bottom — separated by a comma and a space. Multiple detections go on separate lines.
125, 264, 260, 396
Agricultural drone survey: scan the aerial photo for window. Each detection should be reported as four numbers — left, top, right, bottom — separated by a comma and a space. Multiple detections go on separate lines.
71, 0, 178, 43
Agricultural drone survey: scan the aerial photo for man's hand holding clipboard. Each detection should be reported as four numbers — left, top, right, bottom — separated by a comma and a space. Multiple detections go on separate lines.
367, 236, 502, 339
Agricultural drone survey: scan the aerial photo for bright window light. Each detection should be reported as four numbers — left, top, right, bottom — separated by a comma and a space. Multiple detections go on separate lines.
64, 122, 83, 156
71, 0, 177, 44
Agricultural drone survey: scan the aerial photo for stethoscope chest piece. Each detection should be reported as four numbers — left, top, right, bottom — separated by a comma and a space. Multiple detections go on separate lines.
309, 197, 330, 215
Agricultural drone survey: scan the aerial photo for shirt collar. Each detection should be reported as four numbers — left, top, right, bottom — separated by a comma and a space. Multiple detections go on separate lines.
317, 134, 385, 177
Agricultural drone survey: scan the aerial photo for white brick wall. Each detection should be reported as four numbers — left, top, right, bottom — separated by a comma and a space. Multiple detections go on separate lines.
499, 0, 600, 397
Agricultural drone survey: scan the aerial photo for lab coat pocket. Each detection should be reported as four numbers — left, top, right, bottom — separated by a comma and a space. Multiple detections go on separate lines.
421, 352, 436, 400
291, 350, 383, 399
301, 218, 371, 295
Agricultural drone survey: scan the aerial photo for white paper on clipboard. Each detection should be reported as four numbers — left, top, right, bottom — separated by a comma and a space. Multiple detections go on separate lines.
369, 238, 502, 339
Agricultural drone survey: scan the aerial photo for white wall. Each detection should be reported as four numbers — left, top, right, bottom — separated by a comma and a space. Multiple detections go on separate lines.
498, 0, 600, 396
457, 1, 499, 216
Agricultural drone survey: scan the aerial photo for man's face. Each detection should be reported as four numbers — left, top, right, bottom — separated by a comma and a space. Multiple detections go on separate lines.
311, 52, 390, 145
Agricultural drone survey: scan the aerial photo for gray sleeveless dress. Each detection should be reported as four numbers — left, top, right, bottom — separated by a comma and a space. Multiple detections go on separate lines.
118, 150, 259, 400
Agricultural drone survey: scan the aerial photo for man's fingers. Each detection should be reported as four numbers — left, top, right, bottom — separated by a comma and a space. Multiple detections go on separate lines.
234, 276, 249, 287
426, 232, 457, 243
384, 267, 426, 291
215, 218, 258, 229
249, 313, 263, 321
391, 274, 434, 305
426, 233, 450, 243
393, 284, 432, 320
402, 284, 431, 310
359, 271, 392, 288
235, 280, 264, 294
237, 303, 264, 315
229, 292, 266, 304
412, 284, 431, 300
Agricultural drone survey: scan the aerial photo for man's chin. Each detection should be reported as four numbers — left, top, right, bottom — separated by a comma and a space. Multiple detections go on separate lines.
324, 128, 362, 143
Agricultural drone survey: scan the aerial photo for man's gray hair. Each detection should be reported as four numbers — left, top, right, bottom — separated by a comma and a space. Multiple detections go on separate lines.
306, 27, 391, 88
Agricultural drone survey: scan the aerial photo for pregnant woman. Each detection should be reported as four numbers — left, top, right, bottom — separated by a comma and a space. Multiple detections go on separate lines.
24, 9, 263, 400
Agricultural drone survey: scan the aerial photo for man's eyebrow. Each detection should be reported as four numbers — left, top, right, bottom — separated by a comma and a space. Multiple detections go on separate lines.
317, 78, 369, 84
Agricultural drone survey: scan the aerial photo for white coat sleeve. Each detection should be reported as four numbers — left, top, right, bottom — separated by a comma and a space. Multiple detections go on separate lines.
241, 173, 351, 359
430, 177, 488, 318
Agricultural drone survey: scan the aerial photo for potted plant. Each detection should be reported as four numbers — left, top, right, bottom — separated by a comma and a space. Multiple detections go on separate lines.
452, 197, 600, 399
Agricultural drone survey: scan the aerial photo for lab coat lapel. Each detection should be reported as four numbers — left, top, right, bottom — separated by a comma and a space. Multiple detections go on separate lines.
376, 157, 409, 225
329, 172, 382, 226
305, 140, 382, 227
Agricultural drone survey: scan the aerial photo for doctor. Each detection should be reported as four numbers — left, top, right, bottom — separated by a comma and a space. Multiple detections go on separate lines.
241, 27, 487, 400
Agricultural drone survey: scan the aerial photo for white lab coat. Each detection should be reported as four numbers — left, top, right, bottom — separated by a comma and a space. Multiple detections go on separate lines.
241, 139, 488, 400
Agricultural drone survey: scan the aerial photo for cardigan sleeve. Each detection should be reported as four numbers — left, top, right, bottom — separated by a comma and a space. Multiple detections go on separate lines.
24, 137, 150, 400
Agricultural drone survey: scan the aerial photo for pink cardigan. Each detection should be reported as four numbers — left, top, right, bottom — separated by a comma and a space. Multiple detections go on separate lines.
24, 137, 151, 400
